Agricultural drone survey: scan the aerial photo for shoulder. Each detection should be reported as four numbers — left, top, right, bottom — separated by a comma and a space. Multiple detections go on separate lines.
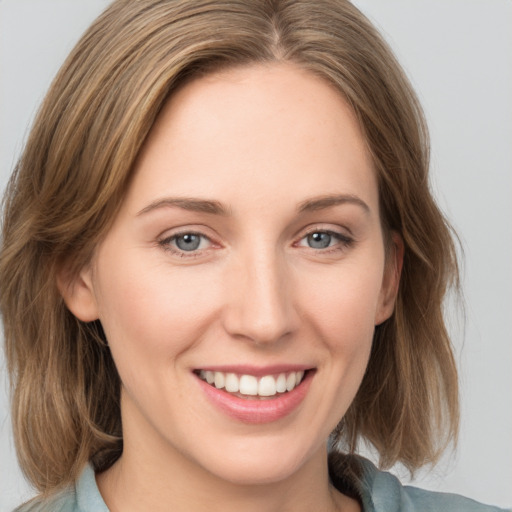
356, 457, 510, 512
13, 465, 109, 512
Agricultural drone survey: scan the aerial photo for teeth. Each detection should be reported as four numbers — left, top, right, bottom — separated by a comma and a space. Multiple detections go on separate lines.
276, 373, 287, 393
225, 373, 239, 392
239, 375, 258, 395
286, 372, 296, 391
214, 372, 225, 389
258, 375, 276, 397
198, 370, 306, 397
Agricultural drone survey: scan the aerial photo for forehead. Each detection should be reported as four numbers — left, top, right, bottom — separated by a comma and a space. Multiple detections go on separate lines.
125, 62, 377, 215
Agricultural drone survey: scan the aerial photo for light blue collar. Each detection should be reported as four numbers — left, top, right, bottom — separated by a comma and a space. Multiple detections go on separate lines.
76, 464, 109, 512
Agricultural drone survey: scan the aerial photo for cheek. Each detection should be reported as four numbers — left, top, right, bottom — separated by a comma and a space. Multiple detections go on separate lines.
299, 262, 384, 347
93, 257, 224, 365
294, 266, 381, 433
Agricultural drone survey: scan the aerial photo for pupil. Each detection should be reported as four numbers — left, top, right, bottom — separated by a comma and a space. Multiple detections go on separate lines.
308, 232, 331, 249
176, 234, 200, 251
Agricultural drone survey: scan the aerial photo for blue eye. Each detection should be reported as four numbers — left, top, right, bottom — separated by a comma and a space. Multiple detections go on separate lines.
160, 232, 211, 254
298, 230, 353, 251
174, 233, 202, 251
306, 232, 334, 249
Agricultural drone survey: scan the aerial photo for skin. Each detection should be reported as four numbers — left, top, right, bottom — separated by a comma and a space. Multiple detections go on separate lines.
61, 62, 402, 512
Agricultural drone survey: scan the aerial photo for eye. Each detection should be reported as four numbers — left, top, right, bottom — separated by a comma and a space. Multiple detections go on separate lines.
297, 230, 353, 251
160, 232, 212, 254
174, 233, 203, 251
306, 232, 334, 249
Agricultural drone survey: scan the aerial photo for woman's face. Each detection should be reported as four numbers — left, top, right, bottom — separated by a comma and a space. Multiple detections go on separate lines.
65, 63, 400, 485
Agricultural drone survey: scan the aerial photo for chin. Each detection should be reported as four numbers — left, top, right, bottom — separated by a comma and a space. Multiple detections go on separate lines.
208, 456, 305, 486
189, 434, 323, 486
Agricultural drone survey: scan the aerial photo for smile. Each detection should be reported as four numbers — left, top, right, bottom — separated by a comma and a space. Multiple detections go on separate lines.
195, 367, 314, 424
197, 370, 306, 398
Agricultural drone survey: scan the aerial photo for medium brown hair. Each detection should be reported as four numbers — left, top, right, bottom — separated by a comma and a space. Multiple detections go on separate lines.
1, 0, 459, 495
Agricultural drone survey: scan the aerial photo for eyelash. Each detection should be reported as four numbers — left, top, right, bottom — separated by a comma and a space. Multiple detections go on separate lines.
158, 228, 354, 258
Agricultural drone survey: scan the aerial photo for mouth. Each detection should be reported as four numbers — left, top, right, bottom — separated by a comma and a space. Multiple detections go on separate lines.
194, 366, 314, 424
195, 369, 308, 399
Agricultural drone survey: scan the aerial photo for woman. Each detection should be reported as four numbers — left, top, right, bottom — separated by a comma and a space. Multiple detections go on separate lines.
0, 1, 509, 511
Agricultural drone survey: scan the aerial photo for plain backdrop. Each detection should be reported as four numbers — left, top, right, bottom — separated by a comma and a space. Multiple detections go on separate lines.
0, 0, 511, 510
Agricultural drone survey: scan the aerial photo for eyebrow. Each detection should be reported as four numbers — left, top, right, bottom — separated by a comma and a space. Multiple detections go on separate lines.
137, 197, 230, 216
137, 193, 370, 217
297, 194, 370, 214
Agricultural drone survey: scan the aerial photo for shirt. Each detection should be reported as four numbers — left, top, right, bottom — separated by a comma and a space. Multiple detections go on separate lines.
15, 457, 510, 511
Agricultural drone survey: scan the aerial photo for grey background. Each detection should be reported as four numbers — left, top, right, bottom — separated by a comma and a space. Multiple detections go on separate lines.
1, 0, 511, 509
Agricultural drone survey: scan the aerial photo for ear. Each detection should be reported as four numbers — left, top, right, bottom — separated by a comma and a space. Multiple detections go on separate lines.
56, 263, 100, 322
375, 232, 404, 326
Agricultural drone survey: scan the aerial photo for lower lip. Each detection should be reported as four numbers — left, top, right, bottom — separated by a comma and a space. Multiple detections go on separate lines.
197, 371, 313, 424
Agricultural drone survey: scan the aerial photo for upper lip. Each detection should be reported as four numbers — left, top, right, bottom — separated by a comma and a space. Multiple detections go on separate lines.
194, 364, 314, 377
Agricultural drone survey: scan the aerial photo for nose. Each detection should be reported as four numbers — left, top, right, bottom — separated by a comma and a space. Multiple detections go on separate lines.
222, 247, 298, 345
